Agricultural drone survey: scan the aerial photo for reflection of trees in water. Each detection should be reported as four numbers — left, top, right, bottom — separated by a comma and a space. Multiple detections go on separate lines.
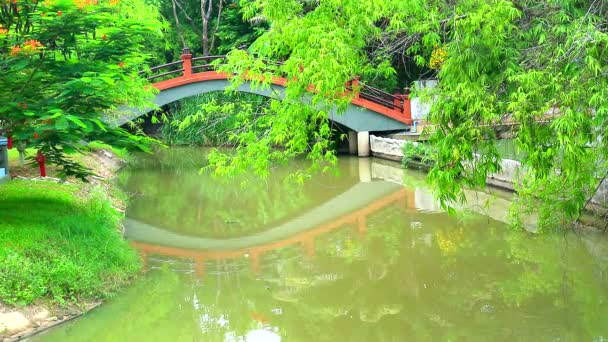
118, 149, 358, 238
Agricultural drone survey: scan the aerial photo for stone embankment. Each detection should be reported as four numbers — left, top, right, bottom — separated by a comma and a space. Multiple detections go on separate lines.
0, 303, 101, 342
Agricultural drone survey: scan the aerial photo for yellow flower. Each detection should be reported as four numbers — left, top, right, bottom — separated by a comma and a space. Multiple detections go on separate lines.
429, 46, 447, 70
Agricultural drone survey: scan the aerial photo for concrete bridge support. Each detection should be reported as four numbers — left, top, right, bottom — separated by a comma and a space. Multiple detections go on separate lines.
348, 130, 358, 155
357, 131, 370, 157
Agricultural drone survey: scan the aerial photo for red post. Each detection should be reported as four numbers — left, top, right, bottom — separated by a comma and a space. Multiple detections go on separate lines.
7, 136, 13, 149
393, 92, 402, 109
180, 47, 193, 77
140, 252, 148, 273
402, 95, 412, 125
36, 150, 46, 177
402, 87, 412, 125
351, 76, 360, 99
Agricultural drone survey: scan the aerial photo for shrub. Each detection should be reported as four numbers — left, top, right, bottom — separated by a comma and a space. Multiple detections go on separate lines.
401, 141, 436, 168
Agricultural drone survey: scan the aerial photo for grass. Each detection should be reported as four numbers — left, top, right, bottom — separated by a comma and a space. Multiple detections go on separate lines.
87, 142, 129, 160
0, 180, 141, 306
8, 147, 32, 160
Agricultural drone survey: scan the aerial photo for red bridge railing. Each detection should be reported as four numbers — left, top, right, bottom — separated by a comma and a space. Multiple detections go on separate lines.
140, 49, 412, 124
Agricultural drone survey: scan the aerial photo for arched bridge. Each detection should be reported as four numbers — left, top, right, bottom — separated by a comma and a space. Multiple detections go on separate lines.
114, 49, 412, 133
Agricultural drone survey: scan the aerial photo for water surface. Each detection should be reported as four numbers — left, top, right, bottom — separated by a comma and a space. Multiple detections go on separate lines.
33, 149, 608, 341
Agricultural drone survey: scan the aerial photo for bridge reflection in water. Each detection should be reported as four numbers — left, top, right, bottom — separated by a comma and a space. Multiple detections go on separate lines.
130, 187, 414, 277
125, 159, 411, 276
126, 156, 518, 277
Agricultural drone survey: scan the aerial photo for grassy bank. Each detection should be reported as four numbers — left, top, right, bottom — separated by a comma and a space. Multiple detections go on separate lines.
0, 181, 140, 306
1, 146, 140, 309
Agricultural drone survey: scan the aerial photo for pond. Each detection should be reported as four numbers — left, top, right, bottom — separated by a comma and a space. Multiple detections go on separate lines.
32, 148, 608, 341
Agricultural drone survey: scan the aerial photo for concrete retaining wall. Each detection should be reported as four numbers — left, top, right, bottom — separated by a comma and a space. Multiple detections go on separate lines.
370, 135, 518, 191
482, 157, 519, 191
369, 135, 608, 207
369, 135, 404, 162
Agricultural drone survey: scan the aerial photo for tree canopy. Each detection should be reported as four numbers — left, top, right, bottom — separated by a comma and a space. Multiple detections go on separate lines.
192, 0, 608, 230
0, 0, 164, 179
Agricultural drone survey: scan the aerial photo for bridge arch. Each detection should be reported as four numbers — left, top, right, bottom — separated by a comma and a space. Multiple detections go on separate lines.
114, 53, 412, 133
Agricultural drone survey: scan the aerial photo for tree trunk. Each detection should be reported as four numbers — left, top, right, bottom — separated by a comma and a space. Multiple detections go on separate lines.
17, 142, 26, 166
209, 0, 224, 53
200, 0, 213, 56
172, 0, 186, 48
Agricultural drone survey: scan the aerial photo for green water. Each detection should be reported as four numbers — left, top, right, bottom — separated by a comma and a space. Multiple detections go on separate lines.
33, 149, 608, 341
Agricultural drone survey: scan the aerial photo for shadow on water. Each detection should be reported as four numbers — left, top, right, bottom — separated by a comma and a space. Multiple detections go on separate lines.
31, 149, 608, 341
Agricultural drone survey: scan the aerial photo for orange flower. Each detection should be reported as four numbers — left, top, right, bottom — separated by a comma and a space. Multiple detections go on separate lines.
109, 0, 119, 5
24, 39, 43, 49
10, 46, 22, 57
33, 132, 39, 139
118, 62, 125, 68
57, 10, 62, 16
0, 27, 7, 35
22, 40, 44, 54
101, 34, 107, 40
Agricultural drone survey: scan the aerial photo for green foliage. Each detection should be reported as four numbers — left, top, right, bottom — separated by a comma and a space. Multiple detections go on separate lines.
419, 0, 608, 230
214, 1, 267, 54
208, 0, 407, 177
0, 0, 164, 180
207, 0, 608, 230
160, 92, 270, 146
401, 141, 436, 168
495, 139, 525, 162
0, 181, 140, 306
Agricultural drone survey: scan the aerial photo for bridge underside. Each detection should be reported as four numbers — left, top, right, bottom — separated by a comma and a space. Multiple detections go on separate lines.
113, 79, 410, 133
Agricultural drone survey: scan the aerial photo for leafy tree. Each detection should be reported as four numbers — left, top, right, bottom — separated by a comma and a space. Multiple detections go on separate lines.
201, 0, 397, 178
415, 0, 608, 230
0, 0, 164, 179
197, 0, 608, 230
159, 0, 263, 58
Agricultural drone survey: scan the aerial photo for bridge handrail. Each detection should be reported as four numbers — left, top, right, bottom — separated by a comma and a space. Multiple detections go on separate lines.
191, 55, 226, 62
147, 68, 185, 81
149, 60, 183, 72
140, 49, 411, 124
356, 84, 404, 111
